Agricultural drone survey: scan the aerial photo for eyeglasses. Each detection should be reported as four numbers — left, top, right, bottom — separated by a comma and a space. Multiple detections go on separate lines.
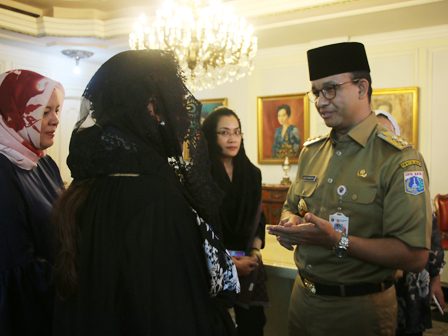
307, 79, 360, 103
216, 130, 243, 138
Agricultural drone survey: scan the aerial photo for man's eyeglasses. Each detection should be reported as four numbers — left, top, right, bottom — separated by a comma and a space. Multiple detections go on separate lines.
216, 130, 243, 138
307, 79, 360, 103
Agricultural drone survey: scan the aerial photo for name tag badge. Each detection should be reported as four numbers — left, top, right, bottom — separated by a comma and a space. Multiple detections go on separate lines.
302, 175, 317, 182
329, 212, 349, 235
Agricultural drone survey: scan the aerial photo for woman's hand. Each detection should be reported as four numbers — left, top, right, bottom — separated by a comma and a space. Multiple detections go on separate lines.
430, 275, 446, 310
232, 255, 259, 276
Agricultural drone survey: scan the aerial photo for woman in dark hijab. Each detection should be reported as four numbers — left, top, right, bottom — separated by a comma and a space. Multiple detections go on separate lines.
52, 50, 239, 336
202, 107, 269, 336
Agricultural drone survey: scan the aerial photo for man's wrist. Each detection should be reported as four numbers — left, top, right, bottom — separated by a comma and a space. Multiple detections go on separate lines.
332, 231, 343, 248
333, 232, 349, 258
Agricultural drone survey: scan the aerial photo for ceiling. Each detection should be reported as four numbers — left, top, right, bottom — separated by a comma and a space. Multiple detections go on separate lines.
0, 0, 447, 64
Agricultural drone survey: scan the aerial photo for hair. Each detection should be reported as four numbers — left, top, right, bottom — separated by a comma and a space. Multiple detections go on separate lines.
52, 180, 94, 300
201, 106, 244, 163
276, 104, 291, 117
351, 71, 372, 103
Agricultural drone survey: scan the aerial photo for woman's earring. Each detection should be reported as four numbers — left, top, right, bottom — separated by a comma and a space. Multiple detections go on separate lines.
160, 121, 165, 126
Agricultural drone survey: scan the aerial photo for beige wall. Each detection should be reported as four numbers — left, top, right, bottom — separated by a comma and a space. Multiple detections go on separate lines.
195, 25, 448, 201
1, 24, 447, 199
1, 21, 447, 336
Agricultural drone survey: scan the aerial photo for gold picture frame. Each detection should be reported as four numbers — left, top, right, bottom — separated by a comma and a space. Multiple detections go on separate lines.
183, 98, 228, 160
372, 87, 419, 149
257, 93, 309, 164
199, 98, 228, 123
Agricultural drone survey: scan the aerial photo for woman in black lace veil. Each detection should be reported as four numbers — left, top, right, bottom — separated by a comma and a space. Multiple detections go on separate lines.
52, 50, 239, 335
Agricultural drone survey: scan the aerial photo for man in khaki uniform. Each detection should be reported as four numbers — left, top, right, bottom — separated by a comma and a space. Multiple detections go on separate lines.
267, 42, 432, 336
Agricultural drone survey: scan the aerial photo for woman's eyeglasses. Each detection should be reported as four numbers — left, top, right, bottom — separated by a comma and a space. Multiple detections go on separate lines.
216, 130, 243, 138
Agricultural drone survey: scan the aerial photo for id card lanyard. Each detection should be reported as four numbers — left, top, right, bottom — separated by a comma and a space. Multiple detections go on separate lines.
329, 185, 349, 234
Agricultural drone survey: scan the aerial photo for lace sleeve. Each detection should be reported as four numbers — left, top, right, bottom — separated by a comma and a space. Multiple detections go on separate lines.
427, 212, 445, 277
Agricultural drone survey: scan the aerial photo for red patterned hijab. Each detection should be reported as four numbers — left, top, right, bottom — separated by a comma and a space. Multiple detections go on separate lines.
0, 70, 65, 170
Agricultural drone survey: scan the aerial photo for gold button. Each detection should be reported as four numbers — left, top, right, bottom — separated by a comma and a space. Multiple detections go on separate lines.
352, 195, 358, 200
357, 169, 367, 178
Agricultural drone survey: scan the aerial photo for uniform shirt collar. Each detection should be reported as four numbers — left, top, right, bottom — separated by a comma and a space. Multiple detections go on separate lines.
330, 112, 377, 147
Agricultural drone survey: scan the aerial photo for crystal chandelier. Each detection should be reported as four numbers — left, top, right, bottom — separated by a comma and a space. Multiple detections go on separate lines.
129, 0, 258, 92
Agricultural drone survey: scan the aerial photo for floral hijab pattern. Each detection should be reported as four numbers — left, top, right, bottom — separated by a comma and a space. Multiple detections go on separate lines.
0, 70, 65, 170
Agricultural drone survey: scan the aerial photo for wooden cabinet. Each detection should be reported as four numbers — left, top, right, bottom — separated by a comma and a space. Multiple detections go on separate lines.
262, 184, 290, 225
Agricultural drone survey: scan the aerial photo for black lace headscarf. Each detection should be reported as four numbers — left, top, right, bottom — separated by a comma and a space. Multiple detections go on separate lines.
68, 49, 223, 229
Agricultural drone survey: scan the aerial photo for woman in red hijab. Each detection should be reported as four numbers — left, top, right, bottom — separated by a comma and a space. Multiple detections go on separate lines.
0, 70, 65, 335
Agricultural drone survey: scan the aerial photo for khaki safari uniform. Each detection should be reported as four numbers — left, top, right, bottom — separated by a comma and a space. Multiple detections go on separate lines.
284, 112, 431, 336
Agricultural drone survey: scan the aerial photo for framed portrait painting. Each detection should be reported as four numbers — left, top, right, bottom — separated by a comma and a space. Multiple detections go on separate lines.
199, 98, 228, 124
371, 87, 419, 149
257, 93, 309, 164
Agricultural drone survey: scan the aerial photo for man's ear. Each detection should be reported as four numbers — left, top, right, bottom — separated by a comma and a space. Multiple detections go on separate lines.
357, 78, 369, 99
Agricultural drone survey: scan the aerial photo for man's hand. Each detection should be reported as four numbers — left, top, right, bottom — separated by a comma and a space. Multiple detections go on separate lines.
267, 213, 341, 251
279, 214, 305, 227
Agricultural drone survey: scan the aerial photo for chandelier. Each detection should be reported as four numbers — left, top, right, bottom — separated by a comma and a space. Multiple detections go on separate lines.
129, 0, 258, 92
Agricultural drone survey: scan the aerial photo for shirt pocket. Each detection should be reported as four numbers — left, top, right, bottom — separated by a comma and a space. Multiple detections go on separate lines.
292, 182, 318, 214
342, 184, 377, 205
293, 181, 318, 198
342, 184, 380, 238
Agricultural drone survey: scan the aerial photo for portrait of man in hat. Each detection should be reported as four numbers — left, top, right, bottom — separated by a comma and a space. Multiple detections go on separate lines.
268, 42, 432, 336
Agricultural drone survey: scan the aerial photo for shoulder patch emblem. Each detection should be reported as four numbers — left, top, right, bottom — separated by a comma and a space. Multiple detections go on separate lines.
404, 172, 425, 195
400, 160, 421, 169
377, 131, 413, 150
303, 134, 328, 146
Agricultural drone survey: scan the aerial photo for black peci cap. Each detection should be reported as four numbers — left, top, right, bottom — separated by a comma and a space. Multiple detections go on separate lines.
307, 42, 370, 81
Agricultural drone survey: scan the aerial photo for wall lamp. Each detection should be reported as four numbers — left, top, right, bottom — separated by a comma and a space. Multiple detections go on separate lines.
61, 50, 94, 74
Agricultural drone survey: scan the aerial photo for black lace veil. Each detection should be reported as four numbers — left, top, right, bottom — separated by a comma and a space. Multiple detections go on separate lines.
72, 50, 223, 230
